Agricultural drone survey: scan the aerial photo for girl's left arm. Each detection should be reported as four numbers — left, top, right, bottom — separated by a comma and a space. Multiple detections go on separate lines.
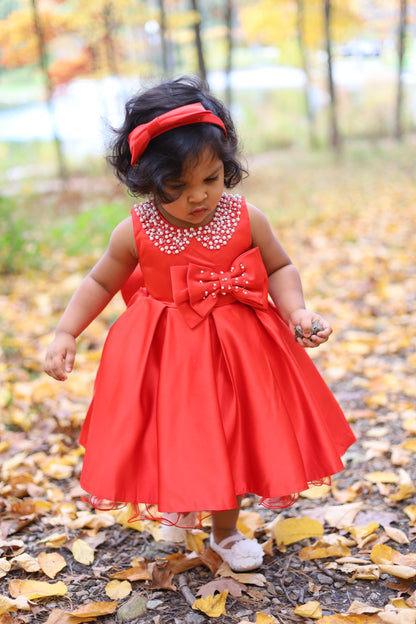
247, 203, 332, 348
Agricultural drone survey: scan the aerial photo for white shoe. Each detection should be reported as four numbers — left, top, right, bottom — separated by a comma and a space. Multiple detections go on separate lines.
161, 512, 197, 543
209, 532, 264, 571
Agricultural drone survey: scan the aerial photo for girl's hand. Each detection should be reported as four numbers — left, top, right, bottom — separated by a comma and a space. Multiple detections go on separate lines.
289, 309, 332, 348
43, 332, 77, 381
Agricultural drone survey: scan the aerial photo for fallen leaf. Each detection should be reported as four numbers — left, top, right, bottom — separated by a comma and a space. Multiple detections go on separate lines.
110, 563, 152, 582
37, 551, 67, 578
72, 538, 94, 565
185, 531, 208, 554
69, 601, 119, 617
365, 472, 399, 484
192, 590, 228, 617
105, 580, 132, 599
299, 543, 351, 560
378, 564, 416, 579
378, 609, 416, 624
150, 561, 177, 590
295, 600, 322, 619
256, 614, 279, 623
274, 517, 324, 546
0, 560, 11, 579
325, 503, 364, 529
383, 526, 409, 545
197, 577, 245, 598
347, 600, 381, 614
216, 562, 266, 586
8, 579, 67, 600
11, 552, 40, 573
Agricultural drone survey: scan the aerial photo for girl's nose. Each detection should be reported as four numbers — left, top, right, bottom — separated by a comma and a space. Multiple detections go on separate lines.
189, 188, 208, 203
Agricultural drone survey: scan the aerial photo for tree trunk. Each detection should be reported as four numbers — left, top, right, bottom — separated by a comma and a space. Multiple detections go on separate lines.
190, 0, 207, 81
324, 0, 340, 151
395, 0, 408, 140
158, 0, 173, 76
224, 0, 233, 108
295, 0, 317, 148
102, 2, 118, 76
30, 0, 67, 180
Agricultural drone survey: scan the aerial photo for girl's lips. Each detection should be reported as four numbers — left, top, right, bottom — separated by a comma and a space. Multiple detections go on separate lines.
190, 207, 207, 216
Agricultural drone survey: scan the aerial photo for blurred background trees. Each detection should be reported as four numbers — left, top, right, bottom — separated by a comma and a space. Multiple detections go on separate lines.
0, 0, 415, 180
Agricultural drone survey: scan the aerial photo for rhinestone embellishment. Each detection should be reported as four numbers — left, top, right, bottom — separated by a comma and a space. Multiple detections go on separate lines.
134, 193, 241, 255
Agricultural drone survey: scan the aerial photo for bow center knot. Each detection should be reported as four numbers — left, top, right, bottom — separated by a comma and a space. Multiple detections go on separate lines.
200, 263, 250, 300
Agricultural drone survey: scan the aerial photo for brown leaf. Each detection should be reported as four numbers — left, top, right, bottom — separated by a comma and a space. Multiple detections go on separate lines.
196, 577, 246, 598
150, 561, 177, 591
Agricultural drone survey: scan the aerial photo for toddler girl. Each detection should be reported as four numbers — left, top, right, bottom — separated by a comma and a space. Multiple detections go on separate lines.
44, 75, 355, 572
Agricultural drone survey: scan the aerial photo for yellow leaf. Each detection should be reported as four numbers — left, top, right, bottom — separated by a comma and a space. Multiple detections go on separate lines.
299, 543, 351, 560
256, 614, 279, 623
185, 531, 209, 554
294, 600, 322, 619
402, 439, 416, 453
350, 565, 381, 581
69, 601, 119, 617
365, 472, 399, 484
378, 565, 416, 579
315, 615, 383, 622
8, 579, 67, 600
72, 539, 94, 565
349, 523, 379, 541
0, 560, 11, 579
105, 580, 132, 600
274, 517, 323, 546
378, 609, 416, 624
300, 484, 331, 500
0, 595, 30, 615
192, 590, 228, 617
383, 526, 409, 544
237, 510, 264, 538
404, 506, 416, 524
37, 532, 67, 548
38, 552, 67, 578
371, 544, 416, 566
11, 553, 40, 573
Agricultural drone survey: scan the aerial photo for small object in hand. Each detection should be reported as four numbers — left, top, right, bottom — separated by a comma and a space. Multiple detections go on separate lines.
294, 320, 324, 341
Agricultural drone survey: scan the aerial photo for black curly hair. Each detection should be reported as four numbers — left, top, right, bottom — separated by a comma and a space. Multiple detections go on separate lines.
107, 75, 247, 203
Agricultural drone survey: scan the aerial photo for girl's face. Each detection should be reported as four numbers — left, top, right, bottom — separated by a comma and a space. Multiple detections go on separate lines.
156, 149, 225, 228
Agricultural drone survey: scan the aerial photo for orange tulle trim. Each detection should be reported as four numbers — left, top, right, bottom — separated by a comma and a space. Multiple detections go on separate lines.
260, 477, 332, 509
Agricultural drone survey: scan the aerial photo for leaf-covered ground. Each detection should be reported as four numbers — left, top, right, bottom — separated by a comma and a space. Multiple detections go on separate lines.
1, 143, 416, 624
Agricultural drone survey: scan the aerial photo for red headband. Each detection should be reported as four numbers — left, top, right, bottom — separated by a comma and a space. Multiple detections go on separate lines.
127, 102, 227, 165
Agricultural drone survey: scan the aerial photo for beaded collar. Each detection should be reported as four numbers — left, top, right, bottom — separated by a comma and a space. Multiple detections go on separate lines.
134, 193, 241, 255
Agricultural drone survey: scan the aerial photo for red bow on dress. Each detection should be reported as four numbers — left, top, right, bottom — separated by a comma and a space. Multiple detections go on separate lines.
171, 248, 269, 328
128, 103, 227, 165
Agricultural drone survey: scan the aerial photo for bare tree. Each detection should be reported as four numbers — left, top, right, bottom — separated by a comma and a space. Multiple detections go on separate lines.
224, 0, 233, 108
190, 0, 207, 81
295, 0, 317, 148
395, 0, 408, 140
324, 0, 340, 151
30, 0, 67, 180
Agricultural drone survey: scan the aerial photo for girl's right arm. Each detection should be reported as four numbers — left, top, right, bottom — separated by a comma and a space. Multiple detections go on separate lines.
43, 217, 138, 381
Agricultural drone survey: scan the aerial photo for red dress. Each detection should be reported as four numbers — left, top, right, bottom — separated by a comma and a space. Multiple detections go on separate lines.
79, 193, 355, 516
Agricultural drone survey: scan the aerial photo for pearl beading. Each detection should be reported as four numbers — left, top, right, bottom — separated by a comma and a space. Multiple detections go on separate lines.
134, 193, 241, 255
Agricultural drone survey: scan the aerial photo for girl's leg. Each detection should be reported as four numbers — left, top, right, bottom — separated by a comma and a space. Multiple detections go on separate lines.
211, 496, 242, 546
210, 496, 264, 571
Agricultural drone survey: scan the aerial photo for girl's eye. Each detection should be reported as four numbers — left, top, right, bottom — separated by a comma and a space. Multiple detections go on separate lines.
206, 176, 219, 183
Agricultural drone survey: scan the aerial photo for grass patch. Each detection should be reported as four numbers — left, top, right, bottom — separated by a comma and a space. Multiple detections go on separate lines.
1, 139, 415, 276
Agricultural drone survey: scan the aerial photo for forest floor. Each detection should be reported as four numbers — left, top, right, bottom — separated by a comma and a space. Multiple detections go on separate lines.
1, 144, 416, 623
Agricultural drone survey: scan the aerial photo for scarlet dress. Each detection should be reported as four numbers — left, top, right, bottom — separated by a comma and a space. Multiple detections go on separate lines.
79, 193, 355, 516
